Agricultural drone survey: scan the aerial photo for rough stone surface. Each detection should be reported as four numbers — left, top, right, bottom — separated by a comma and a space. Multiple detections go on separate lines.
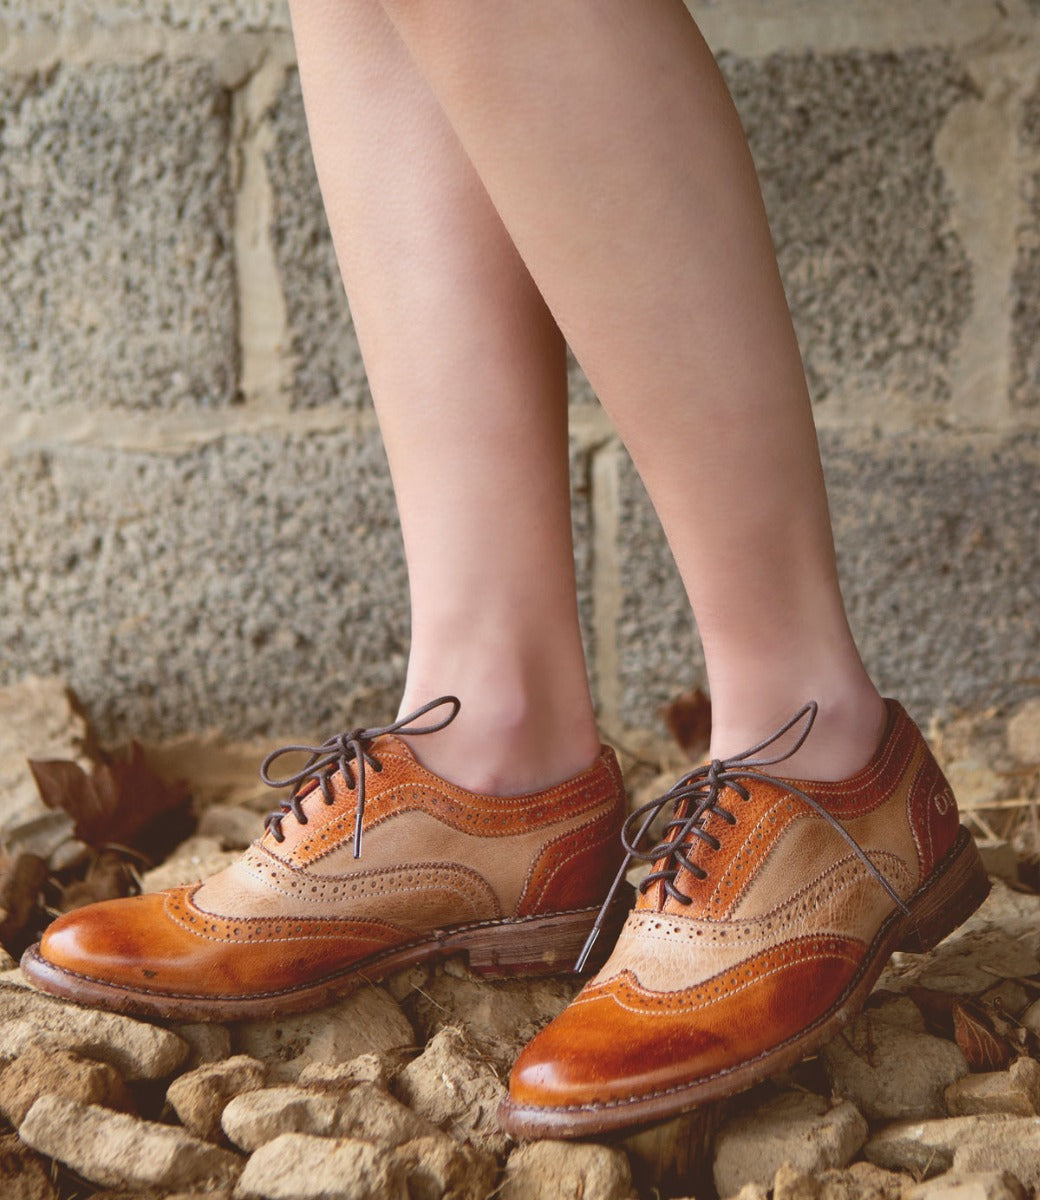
500, 1140, 633, 1200
401, 963, 580, 1074
234, 1133, 406, 1200
0, 676, 86, 845
945, 1057, 1040, 1117
0, 1042, 133, 1127
394, 1135, 499, 1200
878, 881, 1040, 995
823, 431, 1040, 727
906, 1172, 1028, 1200
952, 1123, 1040, 1190
0, 982, 188, 1080
296, 1052, 393, 1092
713, 1092, 869, 1196
394, 1024, 509, 1154
0, 62, 236, 413
264, 70, 366, 411
171, 1022, 234, 1070
1011, 78, 1040, 410
166, 1055, 269, 1142
222, 1082, 437, 1153
822, 1010, 968, 1120
0, 432, 410, 743
0, 1132, 58, 1200
0, 1, 290, 30
232, 986, 414, 1082
19, 1094, 242, 1191
723, 49, 973, 417
864, 1116, 1015, 1177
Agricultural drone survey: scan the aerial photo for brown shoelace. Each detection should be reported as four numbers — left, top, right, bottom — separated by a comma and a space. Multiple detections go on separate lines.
259, 695, 461, 857
575, 701, 911, 971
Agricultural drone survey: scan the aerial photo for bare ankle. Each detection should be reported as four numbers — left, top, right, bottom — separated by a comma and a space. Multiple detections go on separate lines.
709, 684, 887, 783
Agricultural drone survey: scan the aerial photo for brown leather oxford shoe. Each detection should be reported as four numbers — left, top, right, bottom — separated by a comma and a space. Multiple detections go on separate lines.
500, 699, 990, 1138
21, 698, 631, 1021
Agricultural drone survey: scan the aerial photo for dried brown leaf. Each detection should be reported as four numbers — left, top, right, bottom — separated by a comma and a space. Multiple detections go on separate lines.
953, 996, 1015, 1071
0, 851, 50, 957
660, 689, 712, 760
29, 742, 192, 861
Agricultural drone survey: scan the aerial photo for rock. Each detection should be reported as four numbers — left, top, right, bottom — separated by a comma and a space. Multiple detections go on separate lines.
167, 1055, 269, 1141
975, 839, 1018, 883
945, 1057, 1040, 1117
232, 986, 415, 1082
713, 1092, 868, 1195
822, 1010, 968, 1119
952, 1122, 1040, 1190
140, 837, 241, 892
395, 1025, 509, 1154
1007, 699, 1040, 765
772, 1162, 822, 1200
0, 1132, 59, 1200
1021, 999, 1040, 1037
877, 883, 1040, 995
979, 981, 1030, 1020
234, 1133, 407, 1200
499, 1141, 633, 1200
0, 676, 88, 844
0, 982, 188, 1079
297, 1052, 394, 1092
402, 964, 580, 1073
814, 1161, 910, 1200
905, 1172, 1026, 1200
196, 805, 263, 850
0, 1042, 134, 1126
19, 1094, 242, 1191
394, 1136, 498, 1200
864, 1117, 1014, 1176
222, 1082, 438, 1153
170, 1022, 234, 1069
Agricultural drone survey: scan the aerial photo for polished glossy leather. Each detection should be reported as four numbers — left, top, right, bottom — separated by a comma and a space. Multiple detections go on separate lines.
30, 734, 627, 1009
506, 700, 977, 1128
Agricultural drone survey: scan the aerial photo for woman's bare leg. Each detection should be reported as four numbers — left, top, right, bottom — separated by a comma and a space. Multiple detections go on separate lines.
380, 0, 885, 779
289, 0, 599, 792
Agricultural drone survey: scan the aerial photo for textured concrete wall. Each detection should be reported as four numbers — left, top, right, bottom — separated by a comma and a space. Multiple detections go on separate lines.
0, 0, 1037, 748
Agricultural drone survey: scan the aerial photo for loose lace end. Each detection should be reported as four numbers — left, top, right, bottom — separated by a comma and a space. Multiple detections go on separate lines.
574, 925, 600, 974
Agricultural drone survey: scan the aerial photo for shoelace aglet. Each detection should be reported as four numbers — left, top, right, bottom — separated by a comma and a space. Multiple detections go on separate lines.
574, 925, 600, 975
352, 815, 363, 860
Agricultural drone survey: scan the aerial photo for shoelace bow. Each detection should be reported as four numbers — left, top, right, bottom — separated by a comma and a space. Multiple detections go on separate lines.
259, 695, 461, 858
575, 701, 910, 971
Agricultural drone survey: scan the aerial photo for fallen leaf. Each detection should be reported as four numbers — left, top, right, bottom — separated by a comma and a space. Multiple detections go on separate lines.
660, 689, 712, 760
29, 742, 192, 862
0, 851, 50, 958
953, 996, 1015, 1071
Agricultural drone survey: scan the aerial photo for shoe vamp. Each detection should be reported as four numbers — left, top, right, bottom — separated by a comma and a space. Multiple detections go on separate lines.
192, 840, 504, 932
645, 772, 921, 920
594, 843, 914, 994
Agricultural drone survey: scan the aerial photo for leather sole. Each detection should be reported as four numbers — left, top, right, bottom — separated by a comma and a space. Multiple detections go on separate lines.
498, 827, 990, 1139
20, 888, 634, 1023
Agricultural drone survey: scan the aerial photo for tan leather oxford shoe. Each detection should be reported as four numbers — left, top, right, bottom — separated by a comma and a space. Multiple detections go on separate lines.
500, 699, 990, 1138
22, 698, 631, 1021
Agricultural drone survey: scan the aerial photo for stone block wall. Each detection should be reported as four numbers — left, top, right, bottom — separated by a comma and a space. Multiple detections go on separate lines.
0, 0, 1037, 748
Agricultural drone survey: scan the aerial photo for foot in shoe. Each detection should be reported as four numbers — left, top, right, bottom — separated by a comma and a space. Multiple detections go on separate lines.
21, 697, 631, 1021
500, 698, 990, 1138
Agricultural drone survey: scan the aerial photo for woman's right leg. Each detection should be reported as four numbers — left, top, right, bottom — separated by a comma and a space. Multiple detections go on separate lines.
288, 0, 598, 794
